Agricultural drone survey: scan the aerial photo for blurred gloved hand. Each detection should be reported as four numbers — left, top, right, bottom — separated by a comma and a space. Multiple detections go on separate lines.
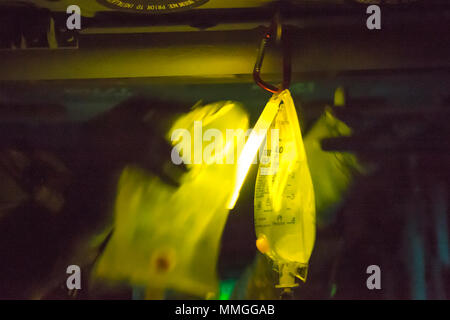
83, 96, 188, 187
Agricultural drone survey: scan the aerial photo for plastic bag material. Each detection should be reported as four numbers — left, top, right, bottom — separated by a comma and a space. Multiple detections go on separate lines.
94, 101, 249, 298
254, 90, 316, 288
304, 107, 364, 226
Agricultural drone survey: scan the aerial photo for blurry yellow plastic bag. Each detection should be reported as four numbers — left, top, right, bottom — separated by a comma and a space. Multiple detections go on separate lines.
254, 90, 316, 288
304, 88, 365, 226
95, 101, 249, 297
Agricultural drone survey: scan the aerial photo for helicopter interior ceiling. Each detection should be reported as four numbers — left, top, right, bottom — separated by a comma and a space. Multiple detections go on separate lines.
0, 0, 449, 82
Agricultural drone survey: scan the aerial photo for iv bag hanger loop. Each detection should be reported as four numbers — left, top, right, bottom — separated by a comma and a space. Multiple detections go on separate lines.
253, 12, 292, 94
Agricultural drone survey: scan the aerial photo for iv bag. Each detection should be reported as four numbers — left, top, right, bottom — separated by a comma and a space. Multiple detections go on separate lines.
254, 90, 316, 288
94, 101, 249, 298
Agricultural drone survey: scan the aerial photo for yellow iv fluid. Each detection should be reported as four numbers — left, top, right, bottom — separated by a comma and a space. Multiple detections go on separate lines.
254, 90, 316, 288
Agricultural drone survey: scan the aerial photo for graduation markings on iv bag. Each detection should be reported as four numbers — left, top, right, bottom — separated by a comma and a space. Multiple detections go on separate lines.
255, 103, 302, 231
255, 160, 299, 228
253, 90, 316, 288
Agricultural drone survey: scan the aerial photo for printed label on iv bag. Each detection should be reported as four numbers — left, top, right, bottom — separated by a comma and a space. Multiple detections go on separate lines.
254, 90, 316, 284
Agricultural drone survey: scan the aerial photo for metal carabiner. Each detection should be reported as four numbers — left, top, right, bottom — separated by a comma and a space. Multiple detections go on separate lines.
253, 12, 292, 94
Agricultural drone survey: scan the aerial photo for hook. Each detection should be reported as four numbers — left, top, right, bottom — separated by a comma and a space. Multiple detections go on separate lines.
253, 12, 292, 94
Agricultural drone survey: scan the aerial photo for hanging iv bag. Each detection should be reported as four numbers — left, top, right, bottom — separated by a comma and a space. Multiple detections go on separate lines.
253, 90, 316, 288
